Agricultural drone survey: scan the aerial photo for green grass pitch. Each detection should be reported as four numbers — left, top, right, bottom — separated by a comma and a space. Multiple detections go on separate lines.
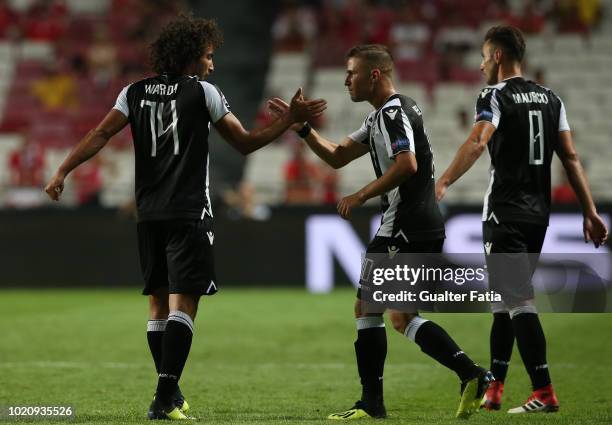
1, 288, 611, 424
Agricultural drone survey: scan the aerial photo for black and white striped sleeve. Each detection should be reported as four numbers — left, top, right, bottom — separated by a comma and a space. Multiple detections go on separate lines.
474, 87, 501, 127
348, 114, 372, 145
380, 106, 414, 158
200, 81, 231, 123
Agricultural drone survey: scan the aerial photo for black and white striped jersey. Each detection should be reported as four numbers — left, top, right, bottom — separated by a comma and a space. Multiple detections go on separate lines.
114, 75, 230, 222
349, 94, 445, 241
475, 76, 570, 226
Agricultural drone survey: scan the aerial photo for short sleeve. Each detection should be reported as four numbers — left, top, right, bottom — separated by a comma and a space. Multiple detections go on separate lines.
200, 81, 231, 123
113, 84, 131, 117
379, 106, 414, 158
474, 87, 501, 128
558, 98, 570, 132
348, 114, 372, 144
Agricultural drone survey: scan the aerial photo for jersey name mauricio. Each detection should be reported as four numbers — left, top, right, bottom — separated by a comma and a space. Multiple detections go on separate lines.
114, 75, 230, 221
349, 94, 445, 241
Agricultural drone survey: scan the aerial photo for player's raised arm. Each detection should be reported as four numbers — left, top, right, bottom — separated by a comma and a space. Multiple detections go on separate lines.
44, 109, 128, 201
435, 121, 496, 201
302, 132, 370, 169
267, 97, 369, 169
214, 88, 326, 155
555, 130, 608, 247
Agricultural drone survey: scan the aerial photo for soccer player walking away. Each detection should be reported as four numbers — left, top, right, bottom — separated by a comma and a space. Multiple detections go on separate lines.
44, 16, 326, 421
436, 25, 608, 414
270, 44, 492, 420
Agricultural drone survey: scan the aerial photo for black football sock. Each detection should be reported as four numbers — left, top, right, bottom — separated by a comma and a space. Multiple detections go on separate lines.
155, 311, 194, 407
147, 319, 167, 373
407, 317, 479, 382
355, 317, 387, 407
490, 312, 514, 382
510, 307, 551, 390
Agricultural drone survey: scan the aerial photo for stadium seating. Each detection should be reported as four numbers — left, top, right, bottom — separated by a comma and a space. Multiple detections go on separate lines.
246, 0, 612, 204
0, 0, 611, 208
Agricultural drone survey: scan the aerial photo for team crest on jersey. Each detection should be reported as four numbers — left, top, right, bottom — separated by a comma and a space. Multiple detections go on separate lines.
480, 88, 492, 98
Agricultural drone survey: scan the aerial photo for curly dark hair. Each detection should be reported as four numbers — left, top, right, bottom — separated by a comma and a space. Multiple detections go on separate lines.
150, 15, 223, 75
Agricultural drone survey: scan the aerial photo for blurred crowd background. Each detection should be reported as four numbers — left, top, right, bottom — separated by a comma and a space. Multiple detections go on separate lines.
0, 0, 610, 218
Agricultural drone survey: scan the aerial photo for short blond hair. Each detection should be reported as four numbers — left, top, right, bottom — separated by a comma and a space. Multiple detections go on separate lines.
346, 44, 394, 75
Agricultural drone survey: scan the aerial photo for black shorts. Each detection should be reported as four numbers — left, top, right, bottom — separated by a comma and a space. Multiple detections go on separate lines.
137, 218, 217, 296
482, 221, 547, 305
357, 237, 444, 302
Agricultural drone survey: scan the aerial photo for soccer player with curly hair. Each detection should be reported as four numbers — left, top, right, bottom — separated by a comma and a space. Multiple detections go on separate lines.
45, 15, 326, 420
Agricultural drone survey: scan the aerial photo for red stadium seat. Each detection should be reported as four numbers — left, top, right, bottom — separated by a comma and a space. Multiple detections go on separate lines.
396, 55, 440, 89
447, 67, 482, 84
